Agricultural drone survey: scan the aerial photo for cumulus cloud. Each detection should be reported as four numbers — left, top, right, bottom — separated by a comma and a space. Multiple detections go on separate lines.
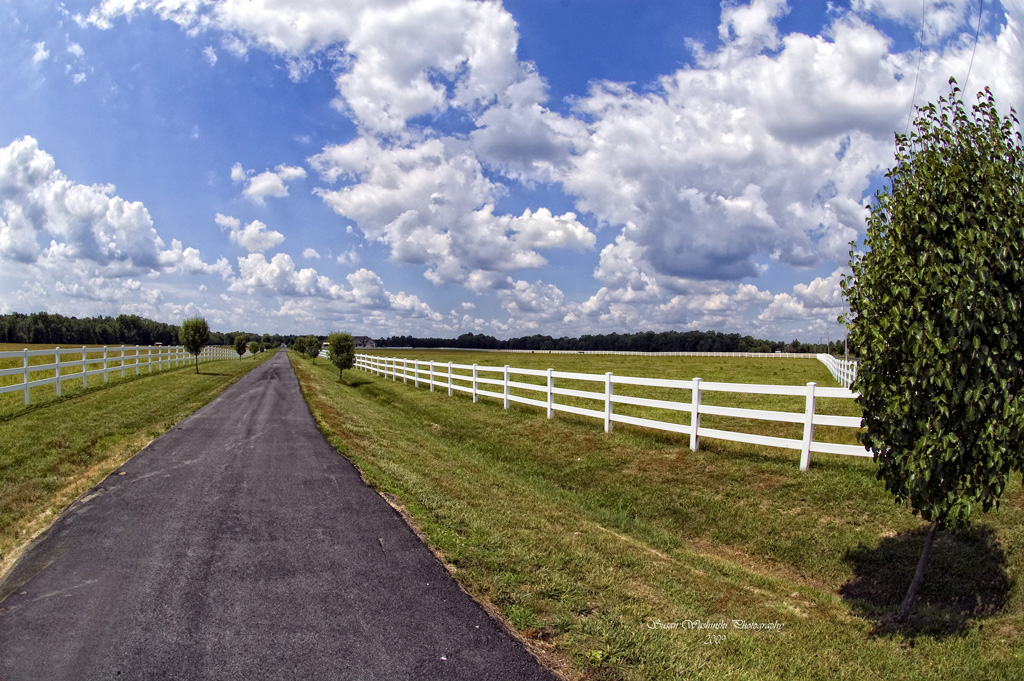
87, 0, 531, 136
230, 162, 307, 204
0, 136, 234, 320
158, 239, 233, 278
227, 253, 440, 322
1, 135, 162, 272
852, 0, 976, 44
311, 135, 595, 285
215, 213, 285, 253
78, 0, 1024, 337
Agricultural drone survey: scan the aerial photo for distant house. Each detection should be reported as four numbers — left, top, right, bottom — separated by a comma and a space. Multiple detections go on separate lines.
354, 335, 377, 349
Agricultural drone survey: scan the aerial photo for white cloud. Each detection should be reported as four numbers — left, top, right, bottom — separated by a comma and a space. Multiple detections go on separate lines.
302, 247, 320, 259
67, 42, 85, 59
0, 137, 234, 322
1, 136, 163, 272
230, 162, 307, 204
158, 239, 233, 278
215, 213, 285, 253
32, 42, 50, 63
852, 0, 975, 44
336, 248, 360, 266
76, 0, 1024, 338
719, 0, 789, 54
226, 253, 440, 323
203, 45, 217, 66
311, 135, 594, 286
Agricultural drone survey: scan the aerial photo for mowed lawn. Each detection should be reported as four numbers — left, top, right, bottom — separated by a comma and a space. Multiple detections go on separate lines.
0, 349, 272, 580
293, 349, 1024, 680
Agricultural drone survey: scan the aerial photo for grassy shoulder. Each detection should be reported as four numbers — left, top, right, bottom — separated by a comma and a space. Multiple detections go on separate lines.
0, 350, 273, 579
291, 350, 1023, 681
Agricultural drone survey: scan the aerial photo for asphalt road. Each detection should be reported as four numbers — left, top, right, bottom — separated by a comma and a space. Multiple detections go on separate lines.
0, 350, 558, 680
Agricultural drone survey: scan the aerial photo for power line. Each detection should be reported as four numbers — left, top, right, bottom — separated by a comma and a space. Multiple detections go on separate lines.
904, 0, 927, 137
964, 0, 985, 97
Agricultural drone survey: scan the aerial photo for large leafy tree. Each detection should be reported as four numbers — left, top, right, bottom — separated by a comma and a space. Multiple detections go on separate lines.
180, 317, 211, 374
327, 332, 356, 382
842, 80, 1024, 622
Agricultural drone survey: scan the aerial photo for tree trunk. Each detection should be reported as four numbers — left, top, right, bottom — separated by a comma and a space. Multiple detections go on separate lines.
898, 520, 939, 622
194, 354, 199, 374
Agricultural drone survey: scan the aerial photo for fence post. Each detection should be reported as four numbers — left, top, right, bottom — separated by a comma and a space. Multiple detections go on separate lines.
120, 345, 126, 378
472, 364, 479, 403
82, 346, 88, 389
503, 365, 510, 409
547, 368, 554, 419
689, 378, 702, 451
429, 360, 435, 392
448, 362, 453, 397
23, 348, 29, 405
135, 345, 140, 375
103, 346, 109, 383
414, 359, 419, 388
604, 372, 614, 433
800, 382, 816, 471
403, 358, 408, 384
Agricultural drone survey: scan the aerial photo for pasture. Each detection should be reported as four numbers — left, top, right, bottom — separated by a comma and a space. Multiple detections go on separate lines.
293, 349, 1023, 680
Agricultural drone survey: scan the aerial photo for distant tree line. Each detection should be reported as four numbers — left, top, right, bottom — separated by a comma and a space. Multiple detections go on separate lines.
377, 330, 847, 355
0, 311, 299, 349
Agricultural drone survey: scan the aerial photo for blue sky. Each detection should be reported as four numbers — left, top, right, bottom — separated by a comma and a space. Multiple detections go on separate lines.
1, 0, 1021, 340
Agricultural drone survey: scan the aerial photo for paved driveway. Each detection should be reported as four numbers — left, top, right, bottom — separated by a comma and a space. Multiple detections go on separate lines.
0, 350, 558, 680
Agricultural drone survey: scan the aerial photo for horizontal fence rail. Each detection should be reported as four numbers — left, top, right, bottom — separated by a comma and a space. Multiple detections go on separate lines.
0, 345, 243, 407
353, 354, 869, 470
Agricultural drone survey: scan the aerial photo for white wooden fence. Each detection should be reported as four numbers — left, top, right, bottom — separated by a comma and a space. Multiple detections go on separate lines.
354, 353, 869, 470
0, 345, 242, 406
816, 353, 858, 389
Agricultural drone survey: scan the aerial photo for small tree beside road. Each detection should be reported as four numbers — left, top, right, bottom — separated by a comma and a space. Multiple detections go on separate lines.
233, 334, 248, 360
248, 341, 259, 357
841, 80, 1024, 622
302, 335, 321, 363
327, 332, 356, 382
180, 317, 211, 374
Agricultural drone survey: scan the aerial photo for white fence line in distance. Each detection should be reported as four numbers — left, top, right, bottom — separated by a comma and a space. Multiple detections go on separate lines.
354, 353, 868, 470
0, 345, 244, 407
815, 353, 858, 389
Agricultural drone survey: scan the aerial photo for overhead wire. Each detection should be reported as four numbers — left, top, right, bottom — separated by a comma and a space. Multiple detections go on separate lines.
904, 0, 927, 137
963, 0, 985, 98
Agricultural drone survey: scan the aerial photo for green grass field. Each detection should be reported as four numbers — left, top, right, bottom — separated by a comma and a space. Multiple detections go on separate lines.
0, 349, 272, 579
293, 349, 1024, 680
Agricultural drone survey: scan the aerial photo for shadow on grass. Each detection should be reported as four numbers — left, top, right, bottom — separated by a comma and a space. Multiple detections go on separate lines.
840, 524, 1013, 638
344, 375, 376, 388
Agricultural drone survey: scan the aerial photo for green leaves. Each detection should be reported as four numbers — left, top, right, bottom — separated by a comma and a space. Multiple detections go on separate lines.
842, 81, 1024, 535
